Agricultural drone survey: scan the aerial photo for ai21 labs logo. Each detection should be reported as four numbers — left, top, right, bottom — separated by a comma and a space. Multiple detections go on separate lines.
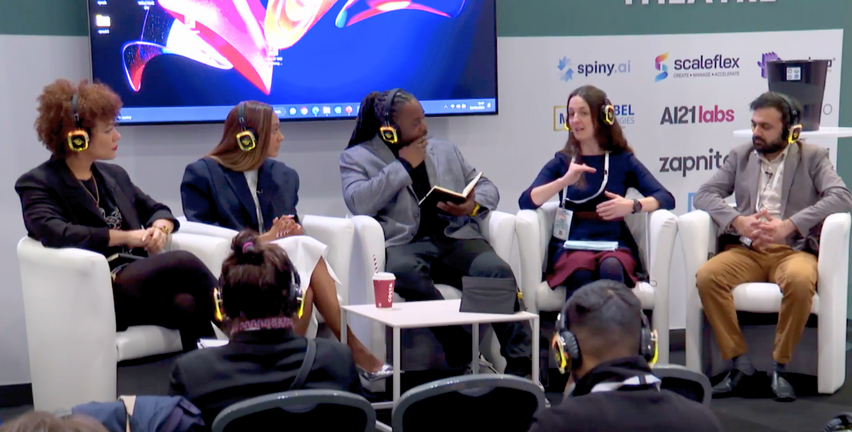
654, 52, 740, 81
660, 105, 734, 125
553, 104, 636, 131
557, 56, 631, 82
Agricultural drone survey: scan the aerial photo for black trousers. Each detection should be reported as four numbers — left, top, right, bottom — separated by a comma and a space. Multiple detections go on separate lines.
385, 237, 532, 376
112, 250, 217, 350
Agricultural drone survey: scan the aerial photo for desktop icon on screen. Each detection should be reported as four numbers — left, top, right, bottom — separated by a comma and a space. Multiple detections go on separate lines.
289, 107, 296, 115
345, 106, 353, 115
300, 107, 308, 115
312, 107, 320, 115
334, 106, 342, 114
322, 106, 331, 115
95, 15, 111, 27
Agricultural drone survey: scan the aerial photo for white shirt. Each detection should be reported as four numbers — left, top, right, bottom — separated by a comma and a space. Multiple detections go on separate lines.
243, 169, 264, 231
756, 146, 790, 221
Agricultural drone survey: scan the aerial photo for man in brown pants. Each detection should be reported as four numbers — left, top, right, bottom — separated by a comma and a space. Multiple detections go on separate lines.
694, 92, 852, 402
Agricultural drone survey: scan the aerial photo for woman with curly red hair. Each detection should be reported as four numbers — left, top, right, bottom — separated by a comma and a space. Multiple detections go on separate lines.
15, 79, 217, 350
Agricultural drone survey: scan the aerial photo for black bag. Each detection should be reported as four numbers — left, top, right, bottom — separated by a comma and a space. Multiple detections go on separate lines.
459, 276, 526, 315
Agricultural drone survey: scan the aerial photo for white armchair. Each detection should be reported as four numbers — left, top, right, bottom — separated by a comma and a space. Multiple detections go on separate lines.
17, 232, 231, 411
679, 210, 850, 394
348, 211, 517, 373
515, 200, 678, 364
176, 215, 355, 335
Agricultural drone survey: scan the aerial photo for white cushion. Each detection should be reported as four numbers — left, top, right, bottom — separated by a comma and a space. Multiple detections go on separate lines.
728, 283, 819, 315
116, 326, 183, 362
535, 281, 656, 312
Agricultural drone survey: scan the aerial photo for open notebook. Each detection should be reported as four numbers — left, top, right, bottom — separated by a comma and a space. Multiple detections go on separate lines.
562, 240, 619, 251
418, 172, 483, 208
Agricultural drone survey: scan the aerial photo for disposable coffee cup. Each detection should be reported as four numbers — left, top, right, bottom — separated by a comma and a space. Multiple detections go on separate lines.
372, 272, 396, 308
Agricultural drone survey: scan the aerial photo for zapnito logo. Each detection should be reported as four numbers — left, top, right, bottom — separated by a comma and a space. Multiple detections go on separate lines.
660, 105, 734, 125
659, 148, 730, 178
557, 56, 631, 82
655, 52, 740, 81
553, 104, 636, 131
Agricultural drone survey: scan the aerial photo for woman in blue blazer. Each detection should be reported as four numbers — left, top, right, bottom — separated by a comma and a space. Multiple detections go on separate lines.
181, 101, 389, 379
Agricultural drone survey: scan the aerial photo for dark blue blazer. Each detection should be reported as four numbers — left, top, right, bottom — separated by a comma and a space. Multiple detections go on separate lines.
180, 158, 300, 232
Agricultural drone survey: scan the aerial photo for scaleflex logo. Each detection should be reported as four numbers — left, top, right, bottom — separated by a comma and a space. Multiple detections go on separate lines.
557, 56, 631, 82
553, 104, 636, 131
659, 148, 730, 178
654, 52, 740, 81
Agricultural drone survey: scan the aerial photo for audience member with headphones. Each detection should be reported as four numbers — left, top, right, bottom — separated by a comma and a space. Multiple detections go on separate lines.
529, 280, 723, 432
180, 101, 390, 380
340, 89, 533, 376
519, 85, 674, 293
694, 92, 852, 401
15, 79, 217, 350
169, 230, 363, 427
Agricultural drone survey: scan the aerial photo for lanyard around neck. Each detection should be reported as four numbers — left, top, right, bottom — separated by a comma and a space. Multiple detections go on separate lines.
755, 155, 784, 213
563, 151, 610, 205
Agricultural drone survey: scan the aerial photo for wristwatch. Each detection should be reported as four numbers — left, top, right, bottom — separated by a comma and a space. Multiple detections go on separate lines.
632, 199, 643, 214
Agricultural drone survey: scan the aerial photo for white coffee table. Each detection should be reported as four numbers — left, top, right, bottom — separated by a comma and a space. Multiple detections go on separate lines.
341, 299, 540, 408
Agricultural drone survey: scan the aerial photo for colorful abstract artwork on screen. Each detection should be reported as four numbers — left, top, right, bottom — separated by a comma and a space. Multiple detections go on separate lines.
122, 0, 466, 94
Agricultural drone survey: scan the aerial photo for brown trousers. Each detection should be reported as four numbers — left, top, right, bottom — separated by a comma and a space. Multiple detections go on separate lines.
696, 245, 818, 364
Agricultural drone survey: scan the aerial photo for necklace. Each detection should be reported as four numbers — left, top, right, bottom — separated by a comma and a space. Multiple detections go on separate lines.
79, 175, 100, 206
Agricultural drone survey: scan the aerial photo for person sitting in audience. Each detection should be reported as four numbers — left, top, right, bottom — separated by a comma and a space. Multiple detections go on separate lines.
529, 280, 723, 432
0, 411, 108, 432
181, 100, 389, 379
520, 85, 674, 296
339, 88, 532, 376
169, 230, 363, 426
15, 79, 216, 351
694, 92, 852, 401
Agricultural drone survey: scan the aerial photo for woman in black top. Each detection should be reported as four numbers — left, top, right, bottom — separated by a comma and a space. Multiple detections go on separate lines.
15, 79, 216, 349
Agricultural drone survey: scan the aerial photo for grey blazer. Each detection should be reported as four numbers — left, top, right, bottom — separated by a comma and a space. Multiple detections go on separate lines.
694, 141, 852, 253
339, 135, 498, 247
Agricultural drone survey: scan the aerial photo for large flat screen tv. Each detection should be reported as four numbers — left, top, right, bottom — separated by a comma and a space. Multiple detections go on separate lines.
87, 0, 497, 124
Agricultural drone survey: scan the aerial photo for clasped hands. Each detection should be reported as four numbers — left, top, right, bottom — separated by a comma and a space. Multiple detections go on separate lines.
124, 219, 173, 254
259, 215, 304, 242
735, 209, 797, 251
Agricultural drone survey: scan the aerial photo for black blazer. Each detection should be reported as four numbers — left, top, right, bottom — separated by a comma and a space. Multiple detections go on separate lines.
181, 158, 300, 233
169, 329, 363, 426
15, 158, 178, 255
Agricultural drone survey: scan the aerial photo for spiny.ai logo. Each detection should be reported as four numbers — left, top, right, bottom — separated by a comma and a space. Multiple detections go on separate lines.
558, 56, 631, 82
655, 53, 669, 82
659, 148, 729, 178
558, 57, 574, 82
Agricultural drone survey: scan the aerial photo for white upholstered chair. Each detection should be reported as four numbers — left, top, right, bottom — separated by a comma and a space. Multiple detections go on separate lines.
17, 232, 231, 411
678, 210, 850, 394
515, 198, 678, 364
347, 211, 517, 374
176, 215, 356, 335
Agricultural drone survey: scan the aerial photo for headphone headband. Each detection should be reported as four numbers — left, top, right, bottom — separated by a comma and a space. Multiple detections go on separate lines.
235, 102, 257, 152
67, 92, 89, 152
379, 88, 402, 144
774, 92, 803, 144
215, 269, 304, 322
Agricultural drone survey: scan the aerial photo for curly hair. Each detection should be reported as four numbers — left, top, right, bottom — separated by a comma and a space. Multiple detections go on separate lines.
35, 79, 122, 159
0, 411, 108, 432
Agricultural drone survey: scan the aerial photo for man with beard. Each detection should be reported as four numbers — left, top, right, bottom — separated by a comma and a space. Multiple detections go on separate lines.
693, 92, 852, 401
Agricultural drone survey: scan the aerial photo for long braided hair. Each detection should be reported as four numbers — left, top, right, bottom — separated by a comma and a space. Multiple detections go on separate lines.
347, 89, 415, 148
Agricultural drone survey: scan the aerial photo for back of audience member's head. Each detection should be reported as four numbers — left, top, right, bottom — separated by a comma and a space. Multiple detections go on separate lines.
566, 280, 644, 377
0, 411, 107, 432
219, 230, 300, 320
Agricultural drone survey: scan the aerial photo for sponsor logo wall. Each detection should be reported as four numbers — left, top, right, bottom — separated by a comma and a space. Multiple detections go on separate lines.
499, 29, 842, 329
